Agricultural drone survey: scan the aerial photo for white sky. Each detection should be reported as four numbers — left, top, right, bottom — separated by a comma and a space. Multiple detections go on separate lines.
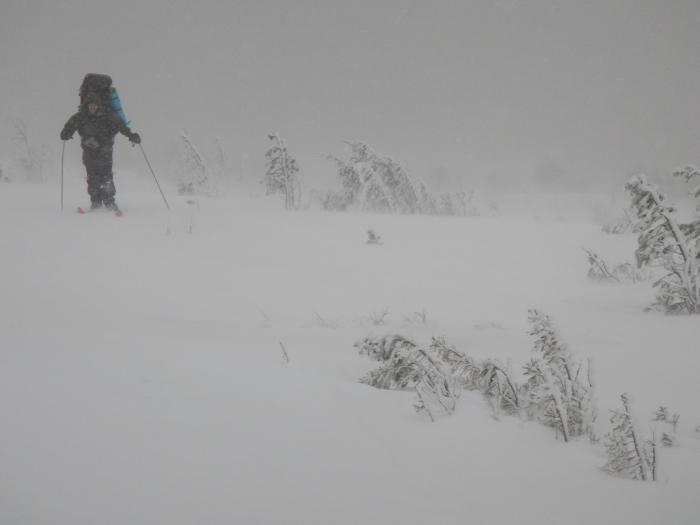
1, 0, 699, 190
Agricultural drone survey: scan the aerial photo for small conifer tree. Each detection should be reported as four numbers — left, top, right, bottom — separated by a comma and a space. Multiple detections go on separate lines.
522, 310, 596, 441
604, 394, 656, 481
328, 142, 421, 214
626, 174, 700, 313
178, 132, 209, 195
264, 133, 300, 210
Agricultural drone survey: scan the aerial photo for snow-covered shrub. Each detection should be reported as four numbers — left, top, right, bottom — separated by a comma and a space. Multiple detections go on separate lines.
430, 337, 519, 415
626, 174, 700, 313
12, 119, 46, 181
603, 393, 656, 481
585, 249, 621, 282
437, 189, 480, 217
355, 334, 519, 420
320, 189, 350, 211
355, 335, 458, 420
264, 133, 301, 210
584, 248, 651, 283
366, 230, 381, 244
328, 142, 422, 214
177, 132, 209, 195
417, 181, 438, 215
652, 406, 680, 447
402, 309, 428, 326
355, 312, 594, 436
323, 142, 482, 217
522, 310, 596, 442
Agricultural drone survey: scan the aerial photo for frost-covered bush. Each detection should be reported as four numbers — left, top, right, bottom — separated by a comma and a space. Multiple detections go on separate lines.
437, 189, 480, 217
603, 394, 656, 481
323, 141, 482, 217
177, 132, 209, 195
355, 311, 594, 438
264, 133, 301, 210
652, 406, 680, 447
12, 119, 46, 181
355, 335, 458, 420
328, 142, 422, 214
175, 134, 234, 195
430, 337, 519, 415
626, 174, 700, 313
522, 310, 596, 442
584, 248, 651, 283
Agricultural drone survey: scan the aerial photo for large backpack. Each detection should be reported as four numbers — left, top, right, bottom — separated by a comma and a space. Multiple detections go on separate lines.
79, 73, 130, 125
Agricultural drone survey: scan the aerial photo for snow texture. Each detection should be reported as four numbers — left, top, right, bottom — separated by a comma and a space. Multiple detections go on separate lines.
1, 179, 700, 525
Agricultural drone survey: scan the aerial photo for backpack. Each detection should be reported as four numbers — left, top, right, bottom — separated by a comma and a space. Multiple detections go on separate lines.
79, 73, 130, 125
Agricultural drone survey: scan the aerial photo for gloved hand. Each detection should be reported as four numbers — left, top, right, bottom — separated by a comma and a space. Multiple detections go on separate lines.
60, 130, 72, 141
129, 132, 141, 144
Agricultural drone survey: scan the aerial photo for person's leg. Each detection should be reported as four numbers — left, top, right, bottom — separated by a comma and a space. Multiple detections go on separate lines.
95, 148, 117, 209
82, 149, 102, 208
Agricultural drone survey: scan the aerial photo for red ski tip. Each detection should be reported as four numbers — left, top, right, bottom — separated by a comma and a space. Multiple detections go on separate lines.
115, 209, 123, 217
77, 207, 86, 214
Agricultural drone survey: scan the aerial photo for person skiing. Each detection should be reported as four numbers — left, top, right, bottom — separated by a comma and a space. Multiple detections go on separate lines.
60, 92, 141, 212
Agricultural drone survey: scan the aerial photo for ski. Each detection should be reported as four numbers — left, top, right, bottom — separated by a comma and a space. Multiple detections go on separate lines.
77, 206, 123, 217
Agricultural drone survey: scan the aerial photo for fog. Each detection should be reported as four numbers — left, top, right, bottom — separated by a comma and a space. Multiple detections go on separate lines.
1, 0, 699, 192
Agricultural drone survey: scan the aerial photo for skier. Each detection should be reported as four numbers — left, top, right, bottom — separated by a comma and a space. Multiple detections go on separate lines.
60, 91, 141, 212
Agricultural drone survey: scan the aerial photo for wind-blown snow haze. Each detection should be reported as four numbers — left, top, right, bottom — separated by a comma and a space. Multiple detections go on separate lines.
1, 1, 700, 524
1, 0, 699, 188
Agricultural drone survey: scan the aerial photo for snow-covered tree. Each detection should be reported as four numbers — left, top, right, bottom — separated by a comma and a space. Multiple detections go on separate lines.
522, 310, 596, 442
177, 132, 209, 195
436, 190, 480, 217
604, 394, 656, 481
417, 181, 438, 215
626, 174, 700, 313
328, 142, 421, 214
12, 119, 46, 181
264, 133, 300, 210
355, 335, 458, 420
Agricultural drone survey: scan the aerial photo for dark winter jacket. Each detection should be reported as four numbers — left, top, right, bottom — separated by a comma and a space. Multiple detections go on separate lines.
60, 100, 137, 150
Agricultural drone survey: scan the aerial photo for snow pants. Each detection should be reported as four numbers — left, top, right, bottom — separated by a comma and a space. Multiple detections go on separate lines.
82, 146, 116, 207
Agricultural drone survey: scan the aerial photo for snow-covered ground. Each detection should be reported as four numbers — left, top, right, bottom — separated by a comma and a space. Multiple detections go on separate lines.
1, 175, 699, 524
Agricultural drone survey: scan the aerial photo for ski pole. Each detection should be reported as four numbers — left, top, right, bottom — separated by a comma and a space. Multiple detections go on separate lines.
60, 141, 65, 211
138, 143, 171, 211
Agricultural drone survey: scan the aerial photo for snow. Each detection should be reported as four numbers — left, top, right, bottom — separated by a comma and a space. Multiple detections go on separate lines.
1, 176, 699, 524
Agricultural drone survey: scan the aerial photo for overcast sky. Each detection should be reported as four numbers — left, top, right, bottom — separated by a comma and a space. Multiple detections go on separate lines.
1, 0, 698, 191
